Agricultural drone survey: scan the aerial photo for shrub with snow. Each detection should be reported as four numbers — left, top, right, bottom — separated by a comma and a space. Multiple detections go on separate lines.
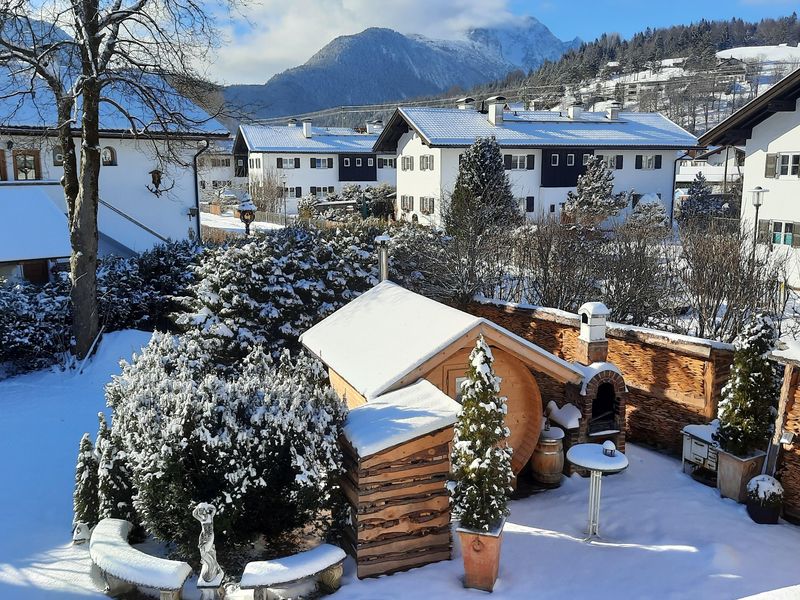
73, 433, 100, 528
95, 413, 136, 522
714, 314, 780, 457
564, 156, 628, 225
747, 474, 784, 509
626, 199, 670, 229
105, 331, 346, 554
450, 336, 514, 532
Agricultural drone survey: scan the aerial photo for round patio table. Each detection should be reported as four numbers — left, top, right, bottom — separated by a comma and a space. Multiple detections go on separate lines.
566, 442, 629, 538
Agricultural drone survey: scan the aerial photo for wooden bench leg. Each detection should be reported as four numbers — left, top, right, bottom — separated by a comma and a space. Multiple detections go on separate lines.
318, 562, 344, 593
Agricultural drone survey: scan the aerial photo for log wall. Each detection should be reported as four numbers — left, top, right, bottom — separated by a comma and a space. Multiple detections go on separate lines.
469, 301, 734, 455
341, 427, 453, 579
776, 364, 800, 522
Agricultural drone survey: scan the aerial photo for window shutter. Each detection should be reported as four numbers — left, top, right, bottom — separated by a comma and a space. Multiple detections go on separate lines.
757, 220, 771, 244
295, 187, 301, 197
635, 155, 643, 169
410, 196, 414, 210
410, 156, 414, 170
310, 186, 316, 195
377, 158, 383, 169
526, 154, 535, 170
293, 158, 300, 169
429, 155, 434, 170
765, 154, 778, 178
503, 154, 512, 170
526, 196, 535, 212
654, 155, 662, 169
310, 158, 316, 168
616, 155, 624, 169
277, 157, 283, 168
430, 198, 435, 212
0, 150, 6, 181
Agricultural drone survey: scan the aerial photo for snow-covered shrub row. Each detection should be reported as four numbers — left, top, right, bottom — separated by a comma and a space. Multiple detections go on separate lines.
104, 330, 346, 554
0, 240, 199, 376
175, 224, 383, 365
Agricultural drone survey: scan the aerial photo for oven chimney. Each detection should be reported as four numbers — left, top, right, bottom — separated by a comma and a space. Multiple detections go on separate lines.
568, 102, 583, 120
287, 118, 298, 127
302, 118, 312, 138
486, 95, 506, 126
366, 119, 384, 134
375, 235, 390, 282
606, 101, 621, 120
456, 96, 476, 110
577, 302, 610, 365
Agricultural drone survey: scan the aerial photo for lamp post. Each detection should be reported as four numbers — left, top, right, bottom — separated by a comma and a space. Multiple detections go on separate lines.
238, 194, 256, 237
280, 174, 287, 226
750, 186, 767, 251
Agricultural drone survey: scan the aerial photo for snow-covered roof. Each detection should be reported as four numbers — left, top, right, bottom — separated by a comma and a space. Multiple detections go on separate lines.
239, 124, 380, 154
375, 106, 698, 150
0, 185, 71, 263
300, 281, 585, 400
773, 338, 800, 366
343, 379, 459, 457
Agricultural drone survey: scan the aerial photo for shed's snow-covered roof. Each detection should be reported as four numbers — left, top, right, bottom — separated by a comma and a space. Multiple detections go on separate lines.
343, 379, 459, 457
380, 106, 697, 150
0, 185, 70, 263
239, 124, 380, 154
300, 281, 585, 400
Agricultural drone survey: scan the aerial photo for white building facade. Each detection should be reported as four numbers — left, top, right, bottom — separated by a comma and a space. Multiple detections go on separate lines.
374, 101, 698, 226
700, 67, 800, 288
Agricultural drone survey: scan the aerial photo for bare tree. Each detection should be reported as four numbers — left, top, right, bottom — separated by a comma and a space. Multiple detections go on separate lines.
248, 168, 283, 213
0, 0, 230, 357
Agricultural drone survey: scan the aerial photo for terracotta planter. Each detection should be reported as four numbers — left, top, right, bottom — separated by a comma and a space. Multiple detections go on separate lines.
717, 450, 766, 503
457, 520, 504, 592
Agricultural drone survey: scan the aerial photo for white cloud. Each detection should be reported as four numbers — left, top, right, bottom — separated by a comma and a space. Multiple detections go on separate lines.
209, 0, 515, 85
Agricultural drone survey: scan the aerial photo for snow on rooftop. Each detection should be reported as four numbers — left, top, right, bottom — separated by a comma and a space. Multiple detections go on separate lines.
0, 185, 71, 263
717, 45, 800, 64
397, 106, 697, 149
343, 379, 459, 457
574, 362, 625, 395
240, 123, 380, 153
773, 338, 800, 365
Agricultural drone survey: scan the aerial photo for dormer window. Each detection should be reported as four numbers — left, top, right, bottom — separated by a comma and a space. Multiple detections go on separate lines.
101, 146, 117, 166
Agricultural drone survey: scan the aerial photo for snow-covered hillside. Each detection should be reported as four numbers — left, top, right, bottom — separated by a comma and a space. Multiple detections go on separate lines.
717, 44, 800, 64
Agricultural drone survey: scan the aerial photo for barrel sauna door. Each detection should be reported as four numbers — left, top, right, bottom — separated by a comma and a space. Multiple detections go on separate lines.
433, 345, 543, 474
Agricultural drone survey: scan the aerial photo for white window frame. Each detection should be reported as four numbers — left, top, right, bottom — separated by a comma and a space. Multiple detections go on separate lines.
368, 157, 374, 167
343, 157, 351, 167
356, 157, 362, 167
510, 155, 526, 170
642, 155, 656, 170
280, 157, 295, 169
582, 153, 591, 166
566, 154, 575, 167
778, 153, 800, 177
772, 221, 795, 246
550, 154, 559, 167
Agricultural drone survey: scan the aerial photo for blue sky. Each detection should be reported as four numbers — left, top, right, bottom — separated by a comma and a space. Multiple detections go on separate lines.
516, 0, 799, 42
212, 0, 799, 85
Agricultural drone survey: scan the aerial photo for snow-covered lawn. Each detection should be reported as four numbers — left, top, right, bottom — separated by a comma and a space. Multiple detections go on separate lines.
3, 332, 800, 599
200, 211, 284, 233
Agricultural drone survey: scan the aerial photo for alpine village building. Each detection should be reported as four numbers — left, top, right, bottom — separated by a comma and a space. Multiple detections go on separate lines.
699, 66, 800, 288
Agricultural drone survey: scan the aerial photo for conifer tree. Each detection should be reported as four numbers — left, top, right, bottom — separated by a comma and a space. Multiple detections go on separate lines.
714, 314, 780, 457
626, 199, 670, 229
73, 433, 100, 528
96, 414, 135, 521
564, 155, 628, 225
450, 336, 514, 531
677, 172, 726, 225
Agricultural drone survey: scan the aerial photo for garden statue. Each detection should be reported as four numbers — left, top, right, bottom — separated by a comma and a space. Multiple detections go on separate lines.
72, 521, 90, 545
193, 503, 224, 598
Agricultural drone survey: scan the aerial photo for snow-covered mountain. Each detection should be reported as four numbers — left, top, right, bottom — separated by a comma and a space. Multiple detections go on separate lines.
224, 19, 579, 120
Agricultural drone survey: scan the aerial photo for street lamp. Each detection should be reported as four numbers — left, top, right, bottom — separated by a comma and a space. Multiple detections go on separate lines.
280, 174, 287, 226
750, 186, 768, 248
238, 194, 256, 237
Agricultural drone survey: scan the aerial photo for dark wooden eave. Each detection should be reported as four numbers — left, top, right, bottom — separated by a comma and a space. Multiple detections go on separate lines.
699, 67, 800, 147
372, 108, 417, 153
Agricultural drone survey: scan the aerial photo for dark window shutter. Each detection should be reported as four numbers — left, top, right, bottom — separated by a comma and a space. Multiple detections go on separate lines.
616, 155, 623, 169
757, 220, 771, 243
410, 197, 414, 210
377, 158, 383, 169
310, 186, 316, 195
310, 158, 316, 168
277, 157, 283, 168
293, 158, 299, 169
430, 155, 434, 170
793, 223, 800, 248
295, 187, 301, 197
765, 154, 777, 178
526, 196, 535, 212
327, 158, 333, 168
654, 155, 662, 169
635, 155, 643, 169
504, 154, 512, 170
526, 154, 535, 170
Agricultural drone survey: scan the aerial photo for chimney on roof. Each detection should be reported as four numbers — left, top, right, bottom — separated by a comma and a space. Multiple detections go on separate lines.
486, 95, 506, 126
577, 302, 610, 365
568, 102, 583, 120
456, 96, 476, 110
366, 120, 384, 134
287, 118, 298, 127
606, 101, 621, 120
302, 118, 312, 138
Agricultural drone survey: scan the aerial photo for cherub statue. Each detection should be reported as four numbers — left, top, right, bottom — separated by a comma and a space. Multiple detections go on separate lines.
192, 502, 222, 583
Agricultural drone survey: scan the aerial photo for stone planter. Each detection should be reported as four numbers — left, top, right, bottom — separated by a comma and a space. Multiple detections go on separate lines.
746, 502, 781, 524
717, 450, 766, 503
457, 519, 504, 592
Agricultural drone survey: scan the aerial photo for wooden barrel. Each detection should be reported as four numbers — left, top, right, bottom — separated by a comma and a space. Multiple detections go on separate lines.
531, 433, 564, 485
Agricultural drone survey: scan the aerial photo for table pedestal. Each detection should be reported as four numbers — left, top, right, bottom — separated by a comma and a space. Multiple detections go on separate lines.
587, 470, 602, 537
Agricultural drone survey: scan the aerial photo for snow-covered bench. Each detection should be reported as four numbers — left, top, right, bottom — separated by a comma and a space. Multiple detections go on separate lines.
89, 518, 193, 600
240, 543, 346, 600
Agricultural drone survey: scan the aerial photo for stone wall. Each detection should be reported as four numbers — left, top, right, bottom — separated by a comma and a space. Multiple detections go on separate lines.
469, 301, 734, 455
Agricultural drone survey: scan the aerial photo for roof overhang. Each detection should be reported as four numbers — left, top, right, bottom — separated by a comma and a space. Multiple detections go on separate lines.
372, 108, 433, 152
699, 67, 800, 147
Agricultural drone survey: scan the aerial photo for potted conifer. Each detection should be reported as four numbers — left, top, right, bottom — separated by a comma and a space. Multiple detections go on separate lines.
746, 475, 784, 524
450, 336, 514, 592
714, 315, 780, 503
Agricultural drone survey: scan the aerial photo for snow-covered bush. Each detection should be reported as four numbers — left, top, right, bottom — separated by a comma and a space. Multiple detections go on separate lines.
626, 200, 670, 230
105, 331, 346, 553
564, 156, 628, 225
714, 314, 780, 457
450, 336, 514, 531
747, 474, 784, 509
136, 239, 200, 329
95, 413, 136, 522
73, 433, 100, 528
175, 226, 378, 365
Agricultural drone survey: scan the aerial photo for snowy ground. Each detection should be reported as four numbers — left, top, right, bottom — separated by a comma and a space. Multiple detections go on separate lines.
3, 332, 800, 599
200, 211, 284, 233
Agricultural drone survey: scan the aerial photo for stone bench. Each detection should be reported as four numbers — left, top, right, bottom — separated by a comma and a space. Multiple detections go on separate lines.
89, 518, 193, 600
240, 543, 346, 600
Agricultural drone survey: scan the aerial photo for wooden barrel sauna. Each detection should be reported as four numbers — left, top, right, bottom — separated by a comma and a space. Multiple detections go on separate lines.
424, 345, 543, 474
531, 426, 565, 485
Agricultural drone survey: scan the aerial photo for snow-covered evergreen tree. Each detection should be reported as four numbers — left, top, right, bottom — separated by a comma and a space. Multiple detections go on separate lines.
73, 433, 100, 528
450, 336, 514, 531
96, 413, 135, 521
714, 314, 780, 457
564, 155, 628, 224
677, 172, 727, 224
626, 199, 670, 229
